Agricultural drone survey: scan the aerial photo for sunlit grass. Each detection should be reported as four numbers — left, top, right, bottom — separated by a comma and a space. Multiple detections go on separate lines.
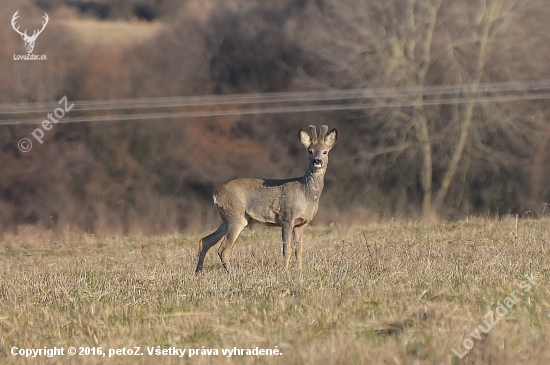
61, 19, 164, 46
0, 217, 549, 364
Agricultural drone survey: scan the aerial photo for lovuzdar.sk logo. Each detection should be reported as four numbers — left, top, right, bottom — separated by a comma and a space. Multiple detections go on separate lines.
12, 10, 48, 60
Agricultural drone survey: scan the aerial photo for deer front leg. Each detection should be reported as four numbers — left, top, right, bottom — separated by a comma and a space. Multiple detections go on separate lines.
281, 223, 293, 269
293, 224, 306, 270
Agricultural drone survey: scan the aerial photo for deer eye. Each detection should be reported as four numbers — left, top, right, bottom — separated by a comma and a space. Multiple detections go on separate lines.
323, 151, 328, 154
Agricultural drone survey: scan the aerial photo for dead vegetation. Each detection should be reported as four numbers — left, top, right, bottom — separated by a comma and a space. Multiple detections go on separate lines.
2, 0, 550, 235
0, 217, 549, 364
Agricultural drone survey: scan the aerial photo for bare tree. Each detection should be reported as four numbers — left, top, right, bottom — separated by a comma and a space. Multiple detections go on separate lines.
298, 0, 523, 219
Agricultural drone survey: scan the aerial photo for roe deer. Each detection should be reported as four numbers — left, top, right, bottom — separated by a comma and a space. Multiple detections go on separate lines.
195, 125, 337, 274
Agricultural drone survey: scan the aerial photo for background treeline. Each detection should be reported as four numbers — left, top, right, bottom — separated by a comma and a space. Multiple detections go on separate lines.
2, 0, 550, 235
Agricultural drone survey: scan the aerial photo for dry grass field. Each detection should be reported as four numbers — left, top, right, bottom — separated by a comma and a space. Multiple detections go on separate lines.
0, 217, 549, 364
60, 19, 164, 46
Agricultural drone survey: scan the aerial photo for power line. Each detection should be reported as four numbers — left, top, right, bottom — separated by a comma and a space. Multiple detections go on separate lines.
3, 79, 550, 113
2, 91, 550, 126
77, 84, 529, 111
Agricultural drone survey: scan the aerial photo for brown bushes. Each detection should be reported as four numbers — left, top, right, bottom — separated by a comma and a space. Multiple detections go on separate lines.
2, 0, 550, 235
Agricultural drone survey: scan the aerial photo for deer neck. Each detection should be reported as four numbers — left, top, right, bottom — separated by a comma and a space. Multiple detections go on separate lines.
302, 168, 325, 202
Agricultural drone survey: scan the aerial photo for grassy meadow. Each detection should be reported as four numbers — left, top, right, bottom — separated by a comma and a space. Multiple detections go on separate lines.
0, 216, 549, 364
60, 19, 164, 46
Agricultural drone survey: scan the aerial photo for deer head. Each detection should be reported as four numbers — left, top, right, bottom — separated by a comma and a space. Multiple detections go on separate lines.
12, 11, 49, 54
299, 125, 338, 174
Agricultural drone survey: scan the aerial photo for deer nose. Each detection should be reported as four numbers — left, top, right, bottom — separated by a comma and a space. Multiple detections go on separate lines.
313, 158, 323, 167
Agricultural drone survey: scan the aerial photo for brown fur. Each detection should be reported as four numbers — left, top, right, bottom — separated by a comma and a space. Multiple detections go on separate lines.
195, 125, 337, 274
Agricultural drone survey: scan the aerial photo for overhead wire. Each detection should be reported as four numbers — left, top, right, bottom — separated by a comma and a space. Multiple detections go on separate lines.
1, 80, 550, 125
2, 79, 550, 112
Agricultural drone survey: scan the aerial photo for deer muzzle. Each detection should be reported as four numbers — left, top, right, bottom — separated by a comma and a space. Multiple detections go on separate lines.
313, 158, 323, 168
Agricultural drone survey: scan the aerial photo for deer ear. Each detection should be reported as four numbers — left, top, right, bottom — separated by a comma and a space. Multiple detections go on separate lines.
299, 128, 311, 148
324, 128, 337, 149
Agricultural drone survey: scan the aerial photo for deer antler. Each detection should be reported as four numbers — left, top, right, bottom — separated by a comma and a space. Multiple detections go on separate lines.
11, 11, 48, 41
308, 125, 318, 142
29, 13, 49, 40
319, 125, 329, 141
11, 11, 28, 38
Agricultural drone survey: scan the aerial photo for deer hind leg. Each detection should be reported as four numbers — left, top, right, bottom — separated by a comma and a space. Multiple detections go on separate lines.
195, 222, 227, 275
293, 224, 306, 270
217, 217, 248, 274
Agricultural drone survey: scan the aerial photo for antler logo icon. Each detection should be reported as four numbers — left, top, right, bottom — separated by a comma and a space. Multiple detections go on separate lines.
11, 11, 49, 54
